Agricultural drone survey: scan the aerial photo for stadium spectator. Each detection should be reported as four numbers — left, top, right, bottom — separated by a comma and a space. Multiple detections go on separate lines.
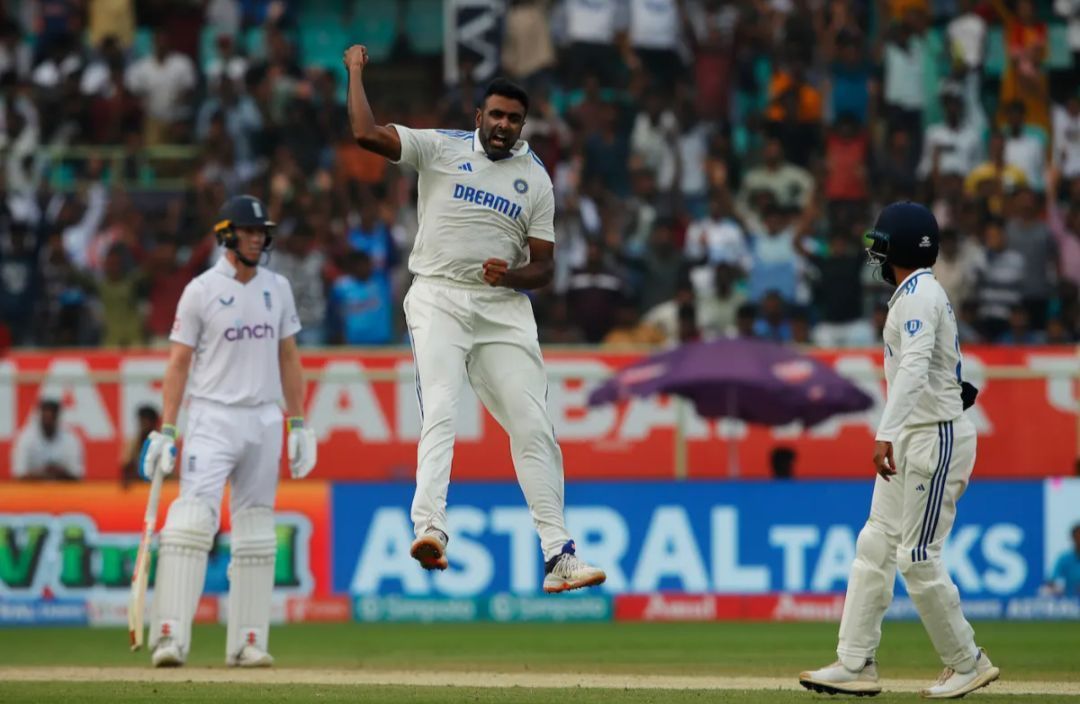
627, 0, 685, 89
882, 7, 928, 154
697, 262, 747, 340
1006, 185, 1058, 328
917, 77, 986, 182
965, 131, 1029, 215
824, 113, 870, 206
974, 217, 1026, 340
561, 0, 626, 89
144, 233, 215, 344
1046, 165, 1080, 290
826, 30, 873, 127
327, 250, 392, 345
602, 298, 665, 347
567, 241, 626, 343
1046, 523, 1080, 596
933, 228, 984, 314
1003, 100, 1047, 189
999, 303, 1047, 345
95, 243, 145, 347
753, 291, 794, 343
770, 446, 796, 479
125, 29, 197, 145
808, 227, 874, 348
501, 0, 556, 90
737, 135, 814, 216
0, 220, 44, 345
733, 301, 757, 339
1052, 90, 1080, 178
685, 192, 750, 272
270, 224, 328, 346
11, 399, 84, 481
995, 0, 1050, 133
627, 218, 685, 313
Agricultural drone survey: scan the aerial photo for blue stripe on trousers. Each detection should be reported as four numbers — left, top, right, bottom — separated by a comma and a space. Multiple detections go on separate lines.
406, 328, 424, 420
923, 421, 953, 559
913, 422, 949, 563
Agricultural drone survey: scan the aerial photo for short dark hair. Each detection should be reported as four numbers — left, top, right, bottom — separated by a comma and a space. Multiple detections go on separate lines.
137, 405, 160, 423
39, 399, 61, 415
481, 78, 529, 114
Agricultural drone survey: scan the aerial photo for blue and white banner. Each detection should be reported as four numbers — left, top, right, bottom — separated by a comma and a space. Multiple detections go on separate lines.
331, 481, 1046, 599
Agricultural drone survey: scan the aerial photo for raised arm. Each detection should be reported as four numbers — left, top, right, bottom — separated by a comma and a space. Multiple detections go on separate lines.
344, 44, 402, 161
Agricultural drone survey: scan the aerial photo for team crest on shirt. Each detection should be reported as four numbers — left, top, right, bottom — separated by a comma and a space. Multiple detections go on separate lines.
905, 319, 923, 336
263, 290, 271, 311
513, 178, 528, 194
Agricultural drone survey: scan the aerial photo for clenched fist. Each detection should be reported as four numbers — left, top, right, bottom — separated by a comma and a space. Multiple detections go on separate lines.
482, 258, 509, 286
343, 45, 369, 71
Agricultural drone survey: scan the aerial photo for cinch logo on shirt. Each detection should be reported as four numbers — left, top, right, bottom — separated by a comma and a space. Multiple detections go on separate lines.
224, 323, 276, 341
451, 184, 522, 220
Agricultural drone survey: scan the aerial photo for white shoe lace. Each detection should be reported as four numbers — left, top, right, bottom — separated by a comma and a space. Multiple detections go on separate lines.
934, 667, 955, 686
553, 553, 588, 579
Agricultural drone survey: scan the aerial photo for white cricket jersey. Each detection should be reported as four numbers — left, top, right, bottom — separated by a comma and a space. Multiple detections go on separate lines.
391, 126, 555, 287
170, 257, 302, 406
876, 268, 965, 442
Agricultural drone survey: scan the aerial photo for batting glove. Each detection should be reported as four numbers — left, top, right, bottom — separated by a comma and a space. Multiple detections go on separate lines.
138, 425, 177, 481
287, 417, 317, 479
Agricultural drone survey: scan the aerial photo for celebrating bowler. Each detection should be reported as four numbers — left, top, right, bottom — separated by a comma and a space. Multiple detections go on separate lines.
343, 44, 605, 593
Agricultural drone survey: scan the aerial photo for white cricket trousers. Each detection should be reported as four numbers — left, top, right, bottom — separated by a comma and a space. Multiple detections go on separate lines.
180, 398, 283, 525
837, 416, 981, 672
404, 276, 571, 560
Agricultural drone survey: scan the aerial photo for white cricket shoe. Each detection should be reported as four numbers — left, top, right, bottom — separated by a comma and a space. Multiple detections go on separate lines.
799, 659, 882, 696
228, 644, 275, 668
543, 541, 606, 593
410, 529, 449, 571
920, 648, 999, 699
151, 639, 184, 668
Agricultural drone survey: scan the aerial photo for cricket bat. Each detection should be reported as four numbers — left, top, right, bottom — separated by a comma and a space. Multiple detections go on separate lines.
128, 468, 165, 651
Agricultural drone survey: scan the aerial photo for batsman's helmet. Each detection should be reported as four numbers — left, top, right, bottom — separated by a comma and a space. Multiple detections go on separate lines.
213, 195, 275, 252
864, 201, 939, 285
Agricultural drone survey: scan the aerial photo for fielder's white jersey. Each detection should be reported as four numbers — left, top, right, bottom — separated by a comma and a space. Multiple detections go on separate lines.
391, 126, 555, 286
876, 268, 965, 442
170, 256, 302, 406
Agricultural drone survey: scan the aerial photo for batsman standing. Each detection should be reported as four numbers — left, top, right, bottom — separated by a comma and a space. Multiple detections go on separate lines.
139, 195, 317, 667
343, 44, 605, 592
799, 203, 1000, 699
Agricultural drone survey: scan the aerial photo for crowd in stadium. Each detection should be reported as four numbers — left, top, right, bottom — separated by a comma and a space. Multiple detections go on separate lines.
1, 0, 1078, 350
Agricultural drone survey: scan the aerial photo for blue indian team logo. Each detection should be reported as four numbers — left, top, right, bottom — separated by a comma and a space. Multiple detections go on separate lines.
905, 319, 923, 336
264, 290, 272, 311
513, 178, 528, 194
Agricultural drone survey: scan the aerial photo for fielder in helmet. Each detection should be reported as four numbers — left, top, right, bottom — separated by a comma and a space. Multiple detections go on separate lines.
213, 195, 276, 268
863, 201, 939, 286
800, 201, 997, 699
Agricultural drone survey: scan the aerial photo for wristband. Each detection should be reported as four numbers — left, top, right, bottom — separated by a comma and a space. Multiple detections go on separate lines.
287, 417, 305, 430
161, 424, 178, 439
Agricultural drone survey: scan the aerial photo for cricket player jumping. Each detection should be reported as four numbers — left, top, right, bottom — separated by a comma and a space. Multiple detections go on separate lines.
343, 44, 605, 593
800, 202, 1000, 699
139, 195, 317, 667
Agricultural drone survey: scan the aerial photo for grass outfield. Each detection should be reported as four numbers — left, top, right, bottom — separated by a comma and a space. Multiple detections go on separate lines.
1, 621, 1078, 703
